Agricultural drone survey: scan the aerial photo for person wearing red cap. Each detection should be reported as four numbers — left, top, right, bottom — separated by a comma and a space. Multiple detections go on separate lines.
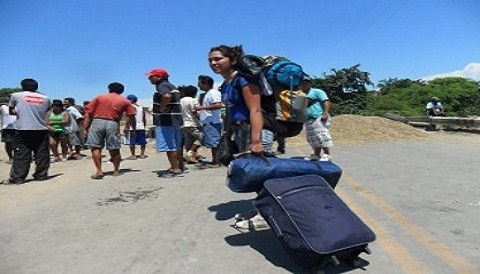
146, 68, 185, 178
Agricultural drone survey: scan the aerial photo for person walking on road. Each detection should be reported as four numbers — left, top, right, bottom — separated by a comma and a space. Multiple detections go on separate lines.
83, 82, 136, 179
2, 78, 51, 184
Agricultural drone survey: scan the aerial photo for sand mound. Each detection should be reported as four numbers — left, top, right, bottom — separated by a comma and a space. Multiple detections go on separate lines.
287, 114, 437, 147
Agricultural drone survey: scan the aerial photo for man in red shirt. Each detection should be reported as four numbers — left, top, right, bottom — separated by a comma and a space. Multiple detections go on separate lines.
83, 82, 136, 179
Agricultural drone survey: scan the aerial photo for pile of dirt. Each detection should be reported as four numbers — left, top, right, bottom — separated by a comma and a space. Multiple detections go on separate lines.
287, 114, 437, 147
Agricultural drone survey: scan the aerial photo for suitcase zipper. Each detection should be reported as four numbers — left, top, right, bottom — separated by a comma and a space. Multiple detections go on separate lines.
276, 185, 326, 200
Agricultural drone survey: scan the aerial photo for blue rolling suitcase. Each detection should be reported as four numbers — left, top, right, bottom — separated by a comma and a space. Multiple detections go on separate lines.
254, 174, 375, 270
227, 154, 342, 193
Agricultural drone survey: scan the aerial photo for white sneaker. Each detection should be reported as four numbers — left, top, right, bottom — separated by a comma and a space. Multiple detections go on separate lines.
304, 155, 320, 161
234, 209, 259, 221
320, 154, 331, 161
234, 213, 269, 230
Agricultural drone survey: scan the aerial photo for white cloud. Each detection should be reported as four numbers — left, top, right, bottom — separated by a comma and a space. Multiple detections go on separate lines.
422, 62, 480, 81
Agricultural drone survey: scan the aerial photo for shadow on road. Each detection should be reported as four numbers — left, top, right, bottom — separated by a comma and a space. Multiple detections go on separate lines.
103, 168, 141, 176
225, 229, 304, 273
208, 199, 255, 221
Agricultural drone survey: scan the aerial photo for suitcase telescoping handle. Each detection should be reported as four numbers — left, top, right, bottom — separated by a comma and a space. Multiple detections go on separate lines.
267, 212, 285, 239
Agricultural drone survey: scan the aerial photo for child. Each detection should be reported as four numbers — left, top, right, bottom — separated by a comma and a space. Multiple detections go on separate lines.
126, 94, 147, 159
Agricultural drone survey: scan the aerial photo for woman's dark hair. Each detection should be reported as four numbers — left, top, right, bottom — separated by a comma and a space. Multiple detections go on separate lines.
108, 82, 124, 94
178, 85, 198, 98
52, 99, 64, 110
209, 45, 244, 69
20, 78, 38, 91
198, 75, 214, 87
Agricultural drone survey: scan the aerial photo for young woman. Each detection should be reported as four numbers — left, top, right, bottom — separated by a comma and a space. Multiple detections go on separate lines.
209, 45, 273, 230
47, 99, 71, 162
208, 45, 270, 154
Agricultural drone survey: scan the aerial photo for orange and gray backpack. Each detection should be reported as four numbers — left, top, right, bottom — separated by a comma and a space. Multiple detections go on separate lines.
238, 55, 308, 138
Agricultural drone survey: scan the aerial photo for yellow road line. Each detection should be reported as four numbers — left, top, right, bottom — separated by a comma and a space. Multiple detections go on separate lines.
337, 187, 429, 273
342, 174, 477, 273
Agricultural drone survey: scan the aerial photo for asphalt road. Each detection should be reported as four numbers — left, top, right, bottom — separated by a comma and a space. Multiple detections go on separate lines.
0, 133, 479, 273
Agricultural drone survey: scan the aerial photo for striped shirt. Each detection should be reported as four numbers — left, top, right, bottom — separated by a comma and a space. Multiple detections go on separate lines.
152, 80, 183, 127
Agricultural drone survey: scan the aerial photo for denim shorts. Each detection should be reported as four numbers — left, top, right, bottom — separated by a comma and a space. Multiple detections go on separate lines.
68, 129, 83, 146
202, 122, 222, 148
155, 126, 183, 152
86, 119, 121, 150
231, 123, 274, 153
129, 130, 147, 145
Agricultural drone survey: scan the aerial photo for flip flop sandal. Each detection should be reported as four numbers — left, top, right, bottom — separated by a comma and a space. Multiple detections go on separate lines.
91, 174, 104, 179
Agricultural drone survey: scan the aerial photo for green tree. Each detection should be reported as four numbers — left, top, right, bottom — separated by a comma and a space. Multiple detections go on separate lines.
312, 64, 373, 115
377, 78, 424, 93
0, 88, 21, 103
363, 77, 479, 116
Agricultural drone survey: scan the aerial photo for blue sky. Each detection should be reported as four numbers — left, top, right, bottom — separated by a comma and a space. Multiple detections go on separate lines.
1, 0, 479, 104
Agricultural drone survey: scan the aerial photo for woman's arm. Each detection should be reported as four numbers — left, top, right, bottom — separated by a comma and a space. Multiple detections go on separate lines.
242, 83, 264, 154
61, 112, 71, 125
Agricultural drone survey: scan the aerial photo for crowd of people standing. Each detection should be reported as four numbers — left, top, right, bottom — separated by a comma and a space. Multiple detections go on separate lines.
1, 44, 334, 185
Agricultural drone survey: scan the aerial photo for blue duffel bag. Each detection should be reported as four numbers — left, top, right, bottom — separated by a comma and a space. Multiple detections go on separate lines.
227, 154, 342, 193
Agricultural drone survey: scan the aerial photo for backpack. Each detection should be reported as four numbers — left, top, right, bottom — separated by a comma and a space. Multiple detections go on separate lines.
238, 55, 308, 138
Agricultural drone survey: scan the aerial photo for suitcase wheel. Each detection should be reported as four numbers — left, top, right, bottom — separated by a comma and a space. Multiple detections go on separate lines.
364, 246, 372, 255
345, 257, 362, 267
330, 255, 340, 266
309, 265, 326, 274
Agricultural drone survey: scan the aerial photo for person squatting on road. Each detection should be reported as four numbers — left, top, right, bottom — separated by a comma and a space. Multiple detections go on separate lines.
426, 96, 445, 116
83, 82, 137, 179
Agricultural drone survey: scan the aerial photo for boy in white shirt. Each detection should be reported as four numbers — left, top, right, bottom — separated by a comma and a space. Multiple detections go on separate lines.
126, 94, 147, 159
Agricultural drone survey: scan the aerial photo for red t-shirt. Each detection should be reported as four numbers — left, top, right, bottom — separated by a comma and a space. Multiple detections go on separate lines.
85, 93, 136, 121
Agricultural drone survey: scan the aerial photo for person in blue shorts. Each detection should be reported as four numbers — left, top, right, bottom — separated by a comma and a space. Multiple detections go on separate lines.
125, 94, 148, 160
146, 68, 185, 178
195, 75, 222, 168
